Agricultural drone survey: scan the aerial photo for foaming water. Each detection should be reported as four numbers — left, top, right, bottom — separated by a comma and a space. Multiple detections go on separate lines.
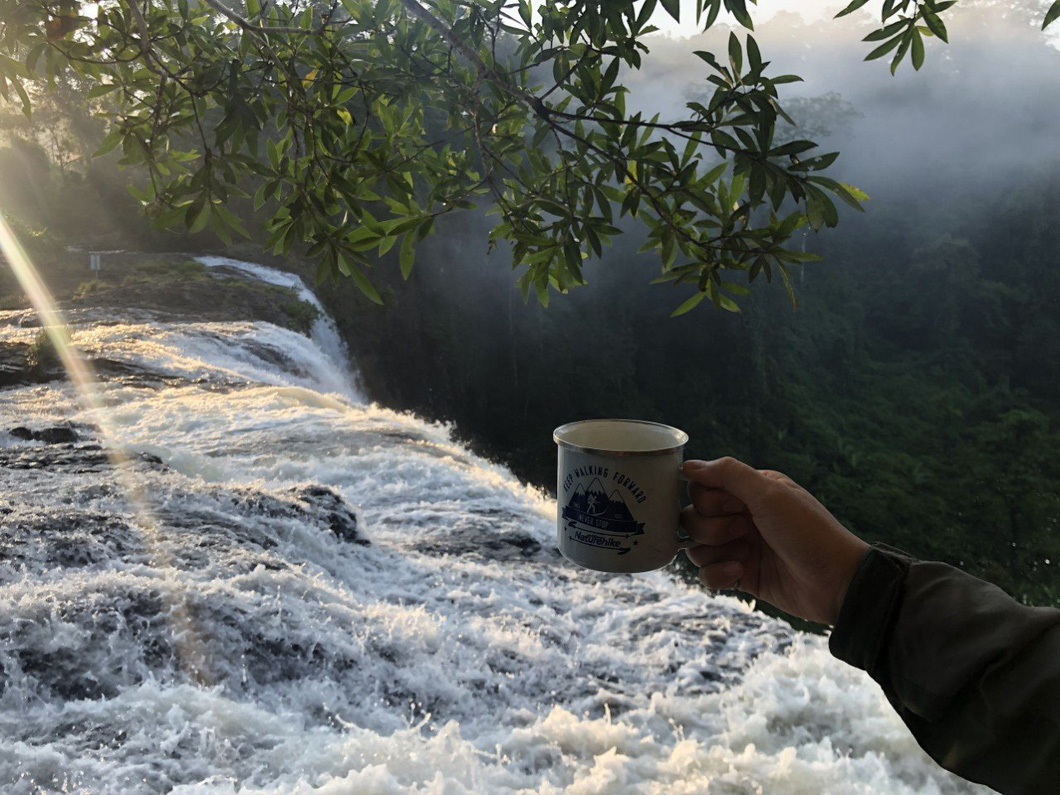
195, 256, 357, 398
0, 263, 987, 793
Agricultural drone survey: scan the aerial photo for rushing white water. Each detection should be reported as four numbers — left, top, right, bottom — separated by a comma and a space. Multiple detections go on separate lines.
195, 256, 359, 399
0, 261, 988, 794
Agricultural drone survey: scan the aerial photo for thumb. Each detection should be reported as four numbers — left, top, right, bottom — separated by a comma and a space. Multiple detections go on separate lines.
683, 457, 764, 505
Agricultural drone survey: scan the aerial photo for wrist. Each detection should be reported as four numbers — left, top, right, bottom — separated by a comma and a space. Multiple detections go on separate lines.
830, 538, 871, 625
828, 545, 911, 672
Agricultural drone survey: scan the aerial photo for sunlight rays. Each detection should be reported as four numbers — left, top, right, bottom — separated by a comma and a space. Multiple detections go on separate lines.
0, 215, 213, 686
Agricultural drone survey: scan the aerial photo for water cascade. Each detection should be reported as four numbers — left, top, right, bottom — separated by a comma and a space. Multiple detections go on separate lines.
0, 260, 985, 793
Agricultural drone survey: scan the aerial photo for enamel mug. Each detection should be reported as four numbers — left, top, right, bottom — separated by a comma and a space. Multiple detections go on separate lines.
554, 419, 692, 573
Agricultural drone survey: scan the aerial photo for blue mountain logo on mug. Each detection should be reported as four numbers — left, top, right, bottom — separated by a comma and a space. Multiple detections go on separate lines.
562, 477, 645, 552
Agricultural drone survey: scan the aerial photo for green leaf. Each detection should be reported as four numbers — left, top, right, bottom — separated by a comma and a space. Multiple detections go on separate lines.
702, 161, 728, 184
728, 32, 742, 75
803, 151, 840, 171
400, 233, 415, 279
693, 51, 722, 71
1044, 0, 1060, 29
922, 9, 949, 42
727, 0, 754, 29
834, 0, 871, 18
534, 277, 550, 307
864, 36, 903, 62
838, 182, 869, 202
779, 250, 823, 264
890, 32, 913, 74
720, 281, 751, 296
188, 200, 212, 235
11, 78, 31, 118
863, 19, 909, 42
86, 83, 121, 99
715, 293, 741, 312
805, 192, 825, 231
805, 186, 839, 230
214, 203, 249, 238
910, 28, 925, 71
770, 140, 817, 158
253, 183, 269, 212
670, 291, 706, 317
660, 0, 680, 22
94, 129, 123, 158
746, 35, 762, 73
346, 259, 385, 305
0, 54, 27, 78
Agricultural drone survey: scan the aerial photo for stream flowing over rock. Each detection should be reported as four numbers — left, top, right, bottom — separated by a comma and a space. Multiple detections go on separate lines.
0, 261, 986, 793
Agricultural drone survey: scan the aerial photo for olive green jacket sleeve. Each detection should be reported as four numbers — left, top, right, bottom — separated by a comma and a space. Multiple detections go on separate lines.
829, 545, 1060, 795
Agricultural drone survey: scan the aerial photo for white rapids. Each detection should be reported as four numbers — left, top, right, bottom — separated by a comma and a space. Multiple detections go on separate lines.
0, 260, 987, 794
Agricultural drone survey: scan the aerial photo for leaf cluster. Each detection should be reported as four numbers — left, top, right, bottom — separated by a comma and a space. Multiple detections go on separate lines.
838, 0, 1060, 73
0, 0, 873, 312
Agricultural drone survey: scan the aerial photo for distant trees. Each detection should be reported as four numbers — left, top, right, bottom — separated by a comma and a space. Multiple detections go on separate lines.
316, 156, 1060, 606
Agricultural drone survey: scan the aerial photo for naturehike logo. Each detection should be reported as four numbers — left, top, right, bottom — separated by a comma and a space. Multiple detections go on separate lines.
562, 476, 644, 554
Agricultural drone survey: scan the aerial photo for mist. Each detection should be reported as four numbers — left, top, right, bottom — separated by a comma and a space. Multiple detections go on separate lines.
628, 5, 1060, 202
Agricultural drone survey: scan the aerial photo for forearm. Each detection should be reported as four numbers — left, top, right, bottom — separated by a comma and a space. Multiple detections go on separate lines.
830, 545, 1060, 794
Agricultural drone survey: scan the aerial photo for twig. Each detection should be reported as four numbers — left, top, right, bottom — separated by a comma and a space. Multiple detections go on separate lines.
200, 0, 317, 35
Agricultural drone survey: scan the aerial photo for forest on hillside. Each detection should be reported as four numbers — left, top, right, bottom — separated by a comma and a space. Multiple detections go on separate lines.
320, 166, 1060, 608
1, 6, 1058, 611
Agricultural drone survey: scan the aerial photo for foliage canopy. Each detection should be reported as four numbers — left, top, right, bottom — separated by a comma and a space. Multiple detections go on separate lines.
0, 0, 1057, 311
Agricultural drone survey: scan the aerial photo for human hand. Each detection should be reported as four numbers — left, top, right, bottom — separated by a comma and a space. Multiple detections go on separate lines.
681, 457, 869, 626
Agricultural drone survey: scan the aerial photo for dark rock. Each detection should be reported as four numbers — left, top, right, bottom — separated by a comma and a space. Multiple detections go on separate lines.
506, 535, 542, 556
70, 275, 318, 335
415, 525, 547, 562
0, 444, 110, 472
0, 512, 146, 581
90, 357, 184, 388
35, 426, 79, 444
290, 485, 367, 545
0, 341, 63, 388
7, 425, 81, 444
8, 589, 174, 701
0, 344, 35, 387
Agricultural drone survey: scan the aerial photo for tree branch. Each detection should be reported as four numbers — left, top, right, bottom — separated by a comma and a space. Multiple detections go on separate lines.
199, 0, 316, 35
397, 0, 539, 111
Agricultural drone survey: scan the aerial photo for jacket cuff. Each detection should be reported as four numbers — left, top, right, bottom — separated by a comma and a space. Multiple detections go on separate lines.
828, 544, 912, 672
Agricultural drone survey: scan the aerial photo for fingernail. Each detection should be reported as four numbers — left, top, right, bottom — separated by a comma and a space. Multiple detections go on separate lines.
684, 460, 707, 471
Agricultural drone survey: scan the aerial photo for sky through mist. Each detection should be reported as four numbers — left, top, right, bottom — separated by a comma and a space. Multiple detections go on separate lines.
624, 1, 1060, 224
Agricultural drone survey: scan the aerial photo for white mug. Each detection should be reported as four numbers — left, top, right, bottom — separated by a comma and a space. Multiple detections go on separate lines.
553, 419, 693, 573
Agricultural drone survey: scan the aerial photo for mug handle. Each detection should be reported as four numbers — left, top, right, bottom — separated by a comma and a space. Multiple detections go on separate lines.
676, 467, 696, 549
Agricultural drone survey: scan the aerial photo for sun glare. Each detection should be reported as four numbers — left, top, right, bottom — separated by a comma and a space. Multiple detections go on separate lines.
0, 214, 213, 685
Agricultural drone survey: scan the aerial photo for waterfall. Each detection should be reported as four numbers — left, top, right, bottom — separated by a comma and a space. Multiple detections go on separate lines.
0, 261, 986, 793
196, 256, 360, 400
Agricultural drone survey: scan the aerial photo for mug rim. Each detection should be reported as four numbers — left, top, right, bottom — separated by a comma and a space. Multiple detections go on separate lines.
553, 418, 689, 457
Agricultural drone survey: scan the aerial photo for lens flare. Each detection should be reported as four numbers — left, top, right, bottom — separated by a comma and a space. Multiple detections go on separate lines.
0, 216, 212, 685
